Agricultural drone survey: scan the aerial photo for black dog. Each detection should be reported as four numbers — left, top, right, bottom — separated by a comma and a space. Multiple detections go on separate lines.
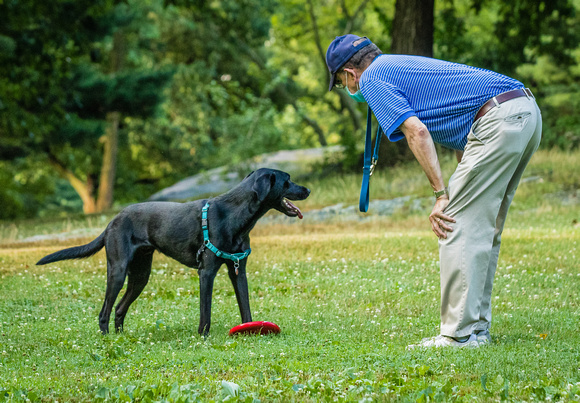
37, 168, 310, 336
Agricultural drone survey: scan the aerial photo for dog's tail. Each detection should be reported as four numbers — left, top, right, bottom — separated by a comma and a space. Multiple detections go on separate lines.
36, 232, 106, 265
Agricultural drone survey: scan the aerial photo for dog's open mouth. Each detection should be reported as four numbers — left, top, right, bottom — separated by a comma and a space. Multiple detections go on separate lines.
282, 198, 303, 219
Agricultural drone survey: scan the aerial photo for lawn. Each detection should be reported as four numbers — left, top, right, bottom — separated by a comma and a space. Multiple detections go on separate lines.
0, 149, 579, 402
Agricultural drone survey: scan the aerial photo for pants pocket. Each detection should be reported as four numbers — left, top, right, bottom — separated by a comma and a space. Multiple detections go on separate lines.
503, 112, 531, 131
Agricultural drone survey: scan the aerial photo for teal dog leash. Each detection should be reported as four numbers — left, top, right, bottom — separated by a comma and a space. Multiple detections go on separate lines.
359, 106, 384, 212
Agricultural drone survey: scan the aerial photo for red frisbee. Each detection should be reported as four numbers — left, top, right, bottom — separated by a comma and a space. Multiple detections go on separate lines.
229, 321, 281, 336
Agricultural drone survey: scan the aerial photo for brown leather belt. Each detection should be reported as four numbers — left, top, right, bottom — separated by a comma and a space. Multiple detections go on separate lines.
474, 88, 534, 122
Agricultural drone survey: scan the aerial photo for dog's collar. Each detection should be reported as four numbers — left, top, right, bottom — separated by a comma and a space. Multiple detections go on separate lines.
201, 202, 251, 273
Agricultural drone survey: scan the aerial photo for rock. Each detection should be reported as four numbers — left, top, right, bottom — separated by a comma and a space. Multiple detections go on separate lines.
369, 196, 411, 215
545, 189, 580, 206
262, 196, 433, 224
149, 146, 343, 201
520, 175, 544, 184
149, 167, 239, 201
18, 228, 103, 244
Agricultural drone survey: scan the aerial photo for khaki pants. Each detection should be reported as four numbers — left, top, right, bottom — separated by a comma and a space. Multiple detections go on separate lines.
439, 95, 542, 338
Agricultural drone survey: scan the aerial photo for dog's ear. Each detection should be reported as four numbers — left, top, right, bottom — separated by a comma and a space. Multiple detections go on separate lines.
252, 172, 275, 203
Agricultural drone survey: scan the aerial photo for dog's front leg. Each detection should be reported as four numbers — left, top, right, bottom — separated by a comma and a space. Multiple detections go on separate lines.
227, 259, 252, 324
198, 259, 220, 336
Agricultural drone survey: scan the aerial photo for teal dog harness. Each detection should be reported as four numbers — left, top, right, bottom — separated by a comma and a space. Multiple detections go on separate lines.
200, 202, 251, 274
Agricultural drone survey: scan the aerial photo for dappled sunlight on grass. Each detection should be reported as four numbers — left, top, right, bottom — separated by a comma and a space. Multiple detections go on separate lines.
0, 202, 578, 401
0, 148, 578, 400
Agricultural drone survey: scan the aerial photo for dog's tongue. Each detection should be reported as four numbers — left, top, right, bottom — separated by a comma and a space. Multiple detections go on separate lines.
286, 200, 303, 219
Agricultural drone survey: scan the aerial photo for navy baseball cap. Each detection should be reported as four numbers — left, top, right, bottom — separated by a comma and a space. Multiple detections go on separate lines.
326, 34, 372, 91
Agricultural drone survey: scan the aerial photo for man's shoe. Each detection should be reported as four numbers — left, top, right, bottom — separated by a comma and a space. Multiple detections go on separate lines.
475, 329, 492, 345
406, 334, 479, 350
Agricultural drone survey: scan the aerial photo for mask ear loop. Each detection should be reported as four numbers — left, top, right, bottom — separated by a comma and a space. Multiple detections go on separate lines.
354, 71, 360, 92
344, 70, 360, 95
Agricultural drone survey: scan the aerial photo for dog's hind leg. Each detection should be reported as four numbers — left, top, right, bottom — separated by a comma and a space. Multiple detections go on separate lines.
99, 235, 133, 334
114, 249, 153, 333
99, 259, 128, 334
226, 259, 252, 324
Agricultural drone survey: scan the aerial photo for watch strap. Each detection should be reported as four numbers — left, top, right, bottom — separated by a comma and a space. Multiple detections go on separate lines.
434, 188, 448, 198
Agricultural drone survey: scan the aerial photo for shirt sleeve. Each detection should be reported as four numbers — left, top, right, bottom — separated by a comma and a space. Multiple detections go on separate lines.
360, 78, 416, 142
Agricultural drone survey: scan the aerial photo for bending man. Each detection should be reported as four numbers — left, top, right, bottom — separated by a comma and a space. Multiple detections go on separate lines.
326, 34, 541, 348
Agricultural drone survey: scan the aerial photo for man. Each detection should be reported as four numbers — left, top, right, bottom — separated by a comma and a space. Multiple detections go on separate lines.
326, 34, 542, 348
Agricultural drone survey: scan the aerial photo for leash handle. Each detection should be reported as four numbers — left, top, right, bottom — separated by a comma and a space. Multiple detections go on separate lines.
359, 106, 383, 212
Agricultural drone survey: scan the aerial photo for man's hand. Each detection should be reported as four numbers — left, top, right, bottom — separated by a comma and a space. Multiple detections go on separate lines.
429, 196, 455, 239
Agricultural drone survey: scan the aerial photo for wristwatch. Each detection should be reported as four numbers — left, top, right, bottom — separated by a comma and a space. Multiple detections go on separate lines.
434, 187, 448, 198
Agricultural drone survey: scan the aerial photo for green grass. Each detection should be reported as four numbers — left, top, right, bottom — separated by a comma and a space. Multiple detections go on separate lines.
0, 149, 579, 402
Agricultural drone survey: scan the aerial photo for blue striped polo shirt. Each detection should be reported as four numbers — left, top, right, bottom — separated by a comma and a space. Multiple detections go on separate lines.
359, 55, 524, 150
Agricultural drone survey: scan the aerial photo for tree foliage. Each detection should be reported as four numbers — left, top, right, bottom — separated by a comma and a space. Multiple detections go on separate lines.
0, 0, 172, 215
1, 0, 579, 219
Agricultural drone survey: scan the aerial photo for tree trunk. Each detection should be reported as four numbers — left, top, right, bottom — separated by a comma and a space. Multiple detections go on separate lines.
48, 157, 97, 214
96, 111, 120, 212
369, 0, 434, 170
391, 0, 434, 56
95, 30, 125, 212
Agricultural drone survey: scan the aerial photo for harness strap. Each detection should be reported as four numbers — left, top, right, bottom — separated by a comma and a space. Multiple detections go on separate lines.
201, 203, 251, 267
359, 106, 384, 212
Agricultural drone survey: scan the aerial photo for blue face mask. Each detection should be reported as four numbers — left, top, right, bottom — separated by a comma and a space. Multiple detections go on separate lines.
345, 72, 366, 103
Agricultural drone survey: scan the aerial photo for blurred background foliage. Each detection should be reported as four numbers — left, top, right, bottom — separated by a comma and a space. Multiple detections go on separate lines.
1, 0, 579, 219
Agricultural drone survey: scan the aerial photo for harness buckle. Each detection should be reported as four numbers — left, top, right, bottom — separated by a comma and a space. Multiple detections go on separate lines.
196, 244, 206, 265
201, 218, 208, 227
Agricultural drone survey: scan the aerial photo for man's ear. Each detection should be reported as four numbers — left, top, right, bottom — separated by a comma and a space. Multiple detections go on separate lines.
252, 172, 275, 203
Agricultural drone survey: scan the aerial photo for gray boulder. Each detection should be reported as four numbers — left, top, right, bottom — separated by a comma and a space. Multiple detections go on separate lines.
149, 146, 343, 201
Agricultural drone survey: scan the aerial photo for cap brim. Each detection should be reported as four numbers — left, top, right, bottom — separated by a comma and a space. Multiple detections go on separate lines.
328, 72, 336, 91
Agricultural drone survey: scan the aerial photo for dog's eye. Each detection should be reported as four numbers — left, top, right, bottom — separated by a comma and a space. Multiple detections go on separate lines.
283, 182, 290, 189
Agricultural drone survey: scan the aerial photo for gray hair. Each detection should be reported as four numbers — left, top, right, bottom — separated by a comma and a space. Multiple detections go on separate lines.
340, 43, 382, 72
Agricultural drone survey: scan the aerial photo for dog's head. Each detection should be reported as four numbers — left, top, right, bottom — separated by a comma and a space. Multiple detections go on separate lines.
247, 168, 310, 218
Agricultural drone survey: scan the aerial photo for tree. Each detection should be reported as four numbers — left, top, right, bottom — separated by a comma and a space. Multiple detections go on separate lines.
434, 0, 580, 149
0, 0, 172, 214
2, 0, 578, 220
391, 0, 434, 57
471, 0, 577, 75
